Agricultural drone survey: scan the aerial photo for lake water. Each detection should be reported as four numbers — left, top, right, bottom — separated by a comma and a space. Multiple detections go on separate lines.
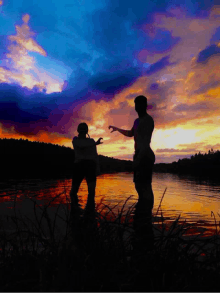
0, 172, 220, 234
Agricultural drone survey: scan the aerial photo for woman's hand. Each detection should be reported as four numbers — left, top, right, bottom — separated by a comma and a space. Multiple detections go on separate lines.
109, 125, 118, 133
96, 137, 103, 145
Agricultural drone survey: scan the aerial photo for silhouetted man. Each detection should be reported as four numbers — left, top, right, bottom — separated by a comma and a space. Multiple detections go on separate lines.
109, 95, 155, 247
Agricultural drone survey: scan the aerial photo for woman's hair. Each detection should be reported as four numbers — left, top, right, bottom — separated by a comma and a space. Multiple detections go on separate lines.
77, 123, 90, 138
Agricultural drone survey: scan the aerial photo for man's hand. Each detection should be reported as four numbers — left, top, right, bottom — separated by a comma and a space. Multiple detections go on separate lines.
109, 125, 118, 133
96, 137, 103, 145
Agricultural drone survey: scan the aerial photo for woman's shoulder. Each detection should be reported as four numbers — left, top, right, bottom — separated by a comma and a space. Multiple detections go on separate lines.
73, 136, 95, 144
87, 138, 96, 145
75, 137, 95, 145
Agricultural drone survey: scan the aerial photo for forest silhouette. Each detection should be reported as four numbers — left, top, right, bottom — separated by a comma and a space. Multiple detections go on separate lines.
154, 148, 220, 178
0, 138, 219, 179
0, 138, 132, 178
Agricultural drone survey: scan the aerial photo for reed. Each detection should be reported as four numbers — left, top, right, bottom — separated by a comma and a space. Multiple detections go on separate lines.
0, 188, 219, 291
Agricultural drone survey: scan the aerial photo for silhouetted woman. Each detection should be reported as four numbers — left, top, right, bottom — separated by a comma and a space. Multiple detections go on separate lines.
70, 122, 103, 213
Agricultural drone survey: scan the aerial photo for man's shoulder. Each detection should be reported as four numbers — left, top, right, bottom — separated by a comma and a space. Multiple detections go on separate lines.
139, 114, 154, 130
145, 113, 154, 123
133, 118, 139, 126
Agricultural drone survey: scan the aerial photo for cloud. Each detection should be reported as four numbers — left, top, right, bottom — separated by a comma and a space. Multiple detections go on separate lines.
5, 0, 59, 33
0, 35, 8, 62
155, 154, 192, 163
87, 55, 173, 96
139, 28, 181, 54
83, 0, 214, 61
0, 121, 70, 145
88, 67, 141, 94
193, 80, 220, 95
210, 26, 220, 43
145, 56, 172, 75
84, 1, 166, 57
71, 1, 175, 97
132, 7, 220, 130
0, 83, 60, 134
197, 44, 220, 63
178, 140, 215, 147
194, 0, 217, 17
173, 101, 215, 113
204, 143, 220, 150
0, 101, 47, 123
0, 14, 64, 93
156, 148, 196, 153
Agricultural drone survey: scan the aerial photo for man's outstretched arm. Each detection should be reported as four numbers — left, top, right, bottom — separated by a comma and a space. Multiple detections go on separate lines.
109, 125, 134, 137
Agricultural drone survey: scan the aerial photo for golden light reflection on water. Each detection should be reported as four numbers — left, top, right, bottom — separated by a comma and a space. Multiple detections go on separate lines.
0, 173, 220, 234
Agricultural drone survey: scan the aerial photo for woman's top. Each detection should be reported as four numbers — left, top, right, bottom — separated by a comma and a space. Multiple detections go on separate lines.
72, 136, 100, 174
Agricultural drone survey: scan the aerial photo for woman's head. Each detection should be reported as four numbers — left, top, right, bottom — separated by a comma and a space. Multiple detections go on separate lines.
77, 122, 88, 135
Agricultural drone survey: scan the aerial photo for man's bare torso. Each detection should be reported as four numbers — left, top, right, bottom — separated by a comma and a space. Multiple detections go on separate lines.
133, 113, 155, 162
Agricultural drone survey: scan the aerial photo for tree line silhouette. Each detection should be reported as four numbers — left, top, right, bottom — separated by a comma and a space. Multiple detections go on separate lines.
0, 138, 219, 179
0, 138, 133, 178
154, 148, 220, 178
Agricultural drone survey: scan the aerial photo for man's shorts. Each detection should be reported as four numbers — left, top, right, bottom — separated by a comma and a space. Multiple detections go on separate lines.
133, 153, 154, 184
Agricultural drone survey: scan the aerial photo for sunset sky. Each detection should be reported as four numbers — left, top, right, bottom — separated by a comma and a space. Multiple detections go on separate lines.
0, 0, 219, 163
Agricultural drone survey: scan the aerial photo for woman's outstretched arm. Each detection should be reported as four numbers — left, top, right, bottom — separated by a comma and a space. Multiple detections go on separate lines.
73, 137, 103, 150
95, 137, 103, 145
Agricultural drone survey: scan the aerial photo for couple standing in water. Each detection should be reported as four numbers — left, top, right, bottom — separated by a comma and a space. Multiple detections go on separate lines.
70, 95, 155, 228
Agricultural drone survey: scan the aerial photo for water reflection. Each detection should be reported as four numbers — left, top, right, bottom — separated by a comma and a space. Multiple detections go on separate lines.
0, 172, 220, 234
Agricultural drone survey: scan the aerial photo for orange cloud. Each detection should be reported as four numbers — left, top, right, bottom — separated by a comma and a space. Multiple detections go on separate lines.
0, 14, 64, 93
129, 8, 220, 132
0, 122, 71, 146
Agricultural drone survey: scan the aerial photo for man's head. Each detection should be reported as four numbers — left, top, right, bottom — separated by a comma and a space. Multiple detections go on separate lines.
77, 122, 88, 135
134, 95, 147, 115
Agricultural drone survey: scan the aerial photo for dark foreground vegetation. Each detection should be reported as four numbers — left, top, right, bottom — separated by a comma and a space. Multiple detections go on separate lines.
0, 138, 132, 178
154, 149, 220, 178
0, 190, 220, 291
